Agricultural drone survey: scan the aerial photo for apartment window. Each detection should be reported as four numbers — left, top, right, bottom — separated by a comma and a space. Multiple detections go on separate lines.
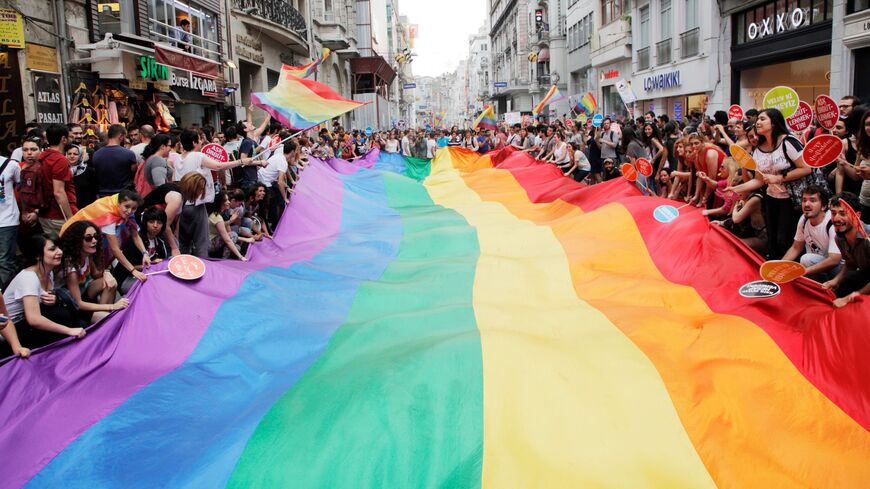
637, 6, 650, 69
848, 0, 870, 13
98, 0, 136, 36
324, 0, 333, 21
581, 14, 592, 47
684, 0, 699, 30
661, 0, 672, 39
602, 0, 626, 25
148, 0, 220, 60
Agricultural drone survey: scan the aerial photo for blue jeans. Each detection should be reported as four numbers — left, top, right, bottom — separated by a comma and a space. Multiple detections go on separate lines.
0, 225, 17, 289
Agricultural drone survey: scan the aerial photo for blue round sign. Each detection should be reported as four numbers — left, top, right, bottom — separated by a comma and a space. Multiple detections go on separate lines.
592, 114, 604, 128
653, 204, 679, 223
365, 127, 373, 137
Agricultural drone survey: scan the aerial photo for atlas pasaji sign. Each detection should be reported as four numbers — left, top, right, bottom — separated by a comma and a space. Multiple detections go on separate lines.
138, 55, 218, 97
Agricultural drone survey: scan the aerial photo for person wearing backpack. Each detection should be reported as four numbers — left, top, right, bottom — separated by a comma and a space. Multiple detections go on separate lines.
36, 124, 78, 236
726, 108, 813, 259
781, 185, 842, 282
0, 151, 20, 289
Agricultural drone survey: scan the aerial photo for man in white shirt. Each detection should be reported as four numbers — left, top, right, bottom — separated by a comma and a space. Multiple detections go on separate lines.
782, 186, 842, 281
401, 130, 412, 156
260, 140, 295, 229
130, 124, 154, 163
426, 133, 437, 159
0, 154, 20, 288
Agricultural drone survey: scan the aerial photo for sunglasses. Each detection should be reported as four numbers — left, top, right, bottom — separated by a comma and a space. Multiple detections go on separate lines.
83, 234, 99, 242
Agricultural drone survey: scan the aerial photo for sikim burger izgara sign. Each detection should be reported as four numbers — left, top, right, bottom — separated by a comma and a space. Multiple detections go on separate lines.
138, 55, 219, 97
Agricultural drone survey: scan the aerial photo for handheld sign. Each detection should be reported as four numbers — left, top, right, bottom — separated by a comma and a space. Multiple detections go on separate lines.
271, 134, 282, 148
578, 113, 588, 124
759, 260, 806, 284
739, 280, 781, 299
786, 101, 813, 132
592, 113, 604, 128
201, 143, 229, 163
729, 144, 756, 171
814, 95, 839, 131
763, 86, 800, 118
365, 127, 373, 137
653, 204, 679, 223
802, 134, 842, 168
635, 158, 654, 177
144, 254, 207, 280
620, 163, 637, 182
728, 104, 744, 121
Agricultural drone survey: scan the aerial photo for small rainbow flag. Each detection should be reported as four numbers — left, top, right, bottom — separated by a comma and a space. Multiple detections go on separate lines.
251, 66, 367, 131
575, 91, 597, 114
473, 105, 497, 131
533, 85, 566, 115
283, 48, 331, 79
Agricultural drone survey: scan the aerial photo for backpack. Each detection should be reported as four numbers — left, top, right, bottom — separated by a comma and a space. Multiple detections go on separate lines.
781, 135, 829, 207
134, 160, 154, 198
19, 158, 48, 212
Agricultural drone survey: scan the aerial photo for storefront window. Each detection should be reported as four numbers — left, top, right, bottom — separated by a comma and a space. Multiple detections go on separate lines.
98, 0, 136, 36
148, 0, 221, 60
739, 55, 830, 108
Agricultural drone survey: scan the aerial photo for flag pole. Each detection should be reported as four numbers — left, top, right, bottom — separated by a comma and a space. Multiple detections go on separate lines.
249, 118, 332, 160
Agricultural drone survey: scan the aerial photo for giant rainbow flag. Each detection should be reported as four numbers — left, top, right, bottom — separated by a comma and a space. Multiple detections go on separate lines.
251, 65, 366, 131
1, 147, 868, 488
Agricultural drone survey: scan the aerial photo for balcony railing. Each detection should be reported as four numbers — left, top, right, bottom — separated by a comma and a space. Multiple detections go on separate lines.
149, 18, 222, 61
656, 38, 671, 64
637, 46, 650, 70
534, 27, 550, 45
232, 0, 307, 38
680, 27, 699, 59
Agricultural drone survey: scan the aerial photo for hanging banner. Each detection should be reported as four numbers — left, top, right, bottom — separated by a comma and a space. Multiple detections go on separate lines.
154, 46, 219, 78
0, 52, 25, 155
32, 72, 64, 125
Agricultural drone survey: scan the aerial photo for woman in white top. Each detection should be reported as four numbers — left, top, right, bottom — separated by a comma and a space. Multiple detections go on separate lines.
462, 130, 478, 151
548, 132, 573, 175
574, 142, 592, 182
728, 108, 812, 259
384, 130, 400, 153
3, 234, 86, 351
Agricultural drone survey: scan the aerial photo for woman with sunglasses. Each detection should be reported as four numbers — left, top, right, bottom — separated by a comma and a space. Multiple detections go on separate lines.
59, 220, 129, 323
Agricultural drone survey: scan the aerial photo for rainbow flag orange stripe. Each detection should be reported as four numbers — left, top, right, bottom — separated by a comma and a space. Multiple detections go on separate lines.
5, 147, 868, 488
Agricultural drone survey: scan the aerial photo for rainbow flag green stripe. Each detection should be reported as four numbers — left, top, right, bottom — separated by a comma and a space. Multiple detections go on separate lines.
228, 170, 483, 488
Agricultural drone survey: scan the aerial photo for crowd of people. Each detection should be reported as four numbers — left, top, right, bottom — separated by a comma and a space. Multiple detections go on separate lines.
0, 96, 867, 358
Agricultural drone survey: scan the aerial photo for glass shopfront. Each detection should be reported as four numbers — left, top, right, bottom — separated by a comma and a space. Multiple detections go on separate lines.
739, 55, 831, 109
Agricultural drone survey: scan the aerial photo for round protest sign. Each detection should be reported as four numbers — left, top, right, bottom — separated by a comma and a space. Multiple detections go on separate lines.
802, 134, 842, 168
738, 280, 781, 299
168, 254, 207, 280
592, 114, 604, 127
786, 101, 813, 132
728, 104, 744, 121
759, 260, 806, 284
814, 95, 839, 131
635, 158, 653, 177
763, 86, 800, 118
729, 144, 756, 171
365, 127, 373, 137
620, 163, 637, 182
653, 204, 679, 223
201, 143, 229, 163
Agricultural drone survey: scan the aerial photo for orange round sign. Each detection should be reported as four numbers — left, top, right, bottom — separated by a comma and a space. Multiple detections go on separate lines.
621, 163, 637, 182
814, 95, 839, 131
167, 254, 207, 280
635, 158, 653, 177
729, 144, 757, 171
803, 134, 842, 168
759, 260, 806, 283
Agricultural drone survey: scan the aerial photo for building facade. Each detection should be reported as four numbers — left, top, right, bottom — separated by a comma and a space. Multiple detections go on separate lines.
566, 0, 594, 102
489, 0, 534, 113
466, 24, 491, 117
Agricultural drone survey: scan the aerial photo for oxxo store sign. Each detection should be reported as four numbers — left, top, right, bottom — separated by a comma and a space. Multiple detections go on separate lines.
137, 56, 218, 97
746, 7, 808, 41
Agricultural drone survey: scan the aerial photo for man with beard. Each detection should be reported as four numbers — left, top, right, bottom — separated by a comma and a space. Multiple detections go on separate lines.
782, 185, 842, 282
822, 192, 870, 307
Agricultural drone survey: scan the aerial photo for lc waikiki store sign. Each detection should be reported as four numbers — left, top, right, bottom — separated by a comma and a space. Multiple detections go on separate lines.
138, 55, 218, 97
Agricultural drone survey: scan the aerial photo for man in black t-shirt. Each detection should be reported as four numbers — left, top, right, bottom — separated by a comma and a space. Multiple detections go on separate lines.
92, 124, 136, 197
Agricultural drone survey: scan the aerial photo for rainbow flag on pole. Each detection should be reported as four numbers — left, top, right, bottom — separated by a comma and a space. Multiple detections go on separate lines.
2, 148, 869, 488
533, 85, 566, 115
473, 105, 497, 130
574, 91, 598, 114
282, 48, 331, 79
251, 65, 366, 131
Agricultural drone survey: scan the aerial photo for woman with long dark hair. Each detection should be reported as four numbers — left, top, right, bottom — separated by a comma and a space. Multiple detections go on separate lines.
245, 183, 272, 240
642, 122, 668, 183
685, 132, 726, 208
728, 108, 813, 258
847, 108, 870, 223
2, 234, 86, 350
59, 220, 129, 323
141, 133, 174, 187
